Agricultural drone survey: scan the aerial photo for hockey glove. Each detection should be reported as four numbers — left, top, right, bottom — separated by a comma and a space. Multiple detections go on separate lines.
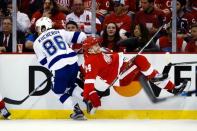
83, 84, 101, 108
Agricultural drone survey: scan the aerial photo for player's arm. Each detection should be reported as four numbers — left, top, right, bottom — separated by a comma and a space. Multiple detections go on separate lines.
83, 61, 101, 108
61, 30, 87, 46
33, 42, 47, 66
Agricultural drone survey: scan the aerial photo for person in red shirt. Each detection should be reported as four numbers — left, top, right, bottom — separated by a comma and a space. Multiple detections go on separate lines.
155, 24, 188, 52
30, 0, 65, 32
101, 22, 121, 52
185, 24, 197, 52
154, 0, 171, 14
190, 0, 197, 21
135, 0, 167, 36
81, 36, 188, 114
103, 0, 132, 39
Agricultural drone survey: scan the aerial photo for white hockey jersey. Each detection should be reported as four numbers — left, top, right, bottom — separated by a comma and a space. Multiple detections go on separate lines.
33, 29, 87, 70
66, 10, 101, 35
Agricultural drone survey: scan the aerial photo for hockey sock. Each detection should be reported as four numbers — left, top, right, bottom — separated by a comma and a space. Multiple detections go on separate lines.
58, 93, 77, 110
164, 81, 175, 90
72, 86, 83, 100
0, 100, 5, 110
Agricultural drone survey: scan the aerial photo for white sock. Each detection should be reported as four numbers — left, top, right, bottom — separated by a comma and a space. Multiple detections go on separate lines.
63, 96, 77, 110
72, 86, 83, 100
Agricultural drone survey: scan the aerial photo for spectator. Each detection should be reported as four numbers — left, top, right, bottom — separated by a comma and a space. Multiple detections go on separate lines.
0, 17, 25, 53
65, 20, 79, 31
154, 0, 171, 15
65, 21, 82, 52
24, 32, 38, 52
6, 1, 31, 33
0, 0, 8, 17
190, 0, 197, 21
185, 24, 197, 52
31, 0, 65, 32
124, 0, 139, 16
101, 22, 121, 52
119, 23, 158, 52
66, 0, 102, 35
55, 0, 71, 15
19, 0, 43, 18
83, 0, 111, 23
155, 23, 188, 52
103, 0, 132, 39
176, 0, 196, 36
135, 0, 167, 36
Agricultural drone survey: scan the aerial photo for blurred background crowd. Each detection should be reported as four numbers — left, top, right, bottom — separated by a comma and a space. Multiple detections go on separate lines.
0, 0, 196, 53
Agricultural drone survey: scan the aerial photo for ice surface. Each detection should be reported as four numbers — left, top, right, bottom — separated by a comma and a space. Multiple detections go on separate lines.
0, 120, 197, 131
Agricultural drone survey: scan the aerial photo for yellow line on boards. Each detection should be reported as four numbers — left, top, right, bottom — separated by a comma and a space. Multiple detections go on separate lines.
1, 110, 197, 119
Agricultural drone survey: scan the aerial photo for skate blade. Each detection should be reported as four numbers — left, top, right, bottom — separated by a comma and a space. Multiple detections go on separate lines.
72, 116, 87, 121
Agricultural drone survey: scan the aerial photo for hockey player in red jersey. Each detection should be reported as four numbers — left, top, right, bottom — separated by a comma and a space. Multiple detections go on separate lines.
81, 36, 188, 114
0, 94, 11, 119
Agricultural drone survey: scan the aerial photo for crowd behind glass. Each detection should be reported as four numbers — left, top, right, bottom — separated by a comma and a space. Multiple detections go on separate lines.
0, 0, 196, 53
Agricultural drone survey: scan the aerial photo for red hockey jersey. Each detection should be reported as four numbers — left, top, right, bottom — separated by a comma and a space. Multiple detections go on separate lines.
84, 53, 120, 85
156, 36, 188, 52
154, 0, 171, 10
103, 13, 132, 32
135, 8, 167, 29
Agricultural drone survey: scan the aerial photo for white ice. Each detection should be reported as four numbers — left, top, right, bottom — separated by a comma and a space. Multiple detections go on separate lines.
0, 120, 197, 131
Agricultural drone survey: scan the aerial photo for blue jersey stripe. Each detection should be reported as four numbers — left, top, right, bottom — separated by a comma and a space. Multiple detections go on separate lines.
71, 32, 80, 43
40, 57, 47, 65
48, 52, 77, 69
59, 93, 70, 103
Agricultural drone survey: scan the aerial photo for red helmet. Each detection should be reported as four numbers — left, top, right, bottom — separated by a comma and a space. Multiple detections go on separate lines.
82, 36, 103, 52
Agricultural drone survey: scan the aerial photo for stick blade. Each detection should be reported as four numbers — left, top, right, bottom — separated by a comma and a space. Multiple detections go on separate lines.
3, 97, 24, 105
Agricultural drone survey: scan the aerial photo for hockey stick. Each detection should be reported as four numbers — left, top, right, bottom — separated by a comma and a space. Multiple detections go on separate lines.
139, 75, 189, 103
139, 75, 166, 103
3, 75, 52, 105
168, 61, 197, 66
107, 24, 164, 89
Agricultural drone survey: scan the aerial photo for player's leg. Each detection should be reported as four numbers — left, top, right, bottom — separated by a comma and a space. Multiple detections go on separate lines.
52, 63, 86, 120
134, 55, 188, 95
0, 94, 11, 119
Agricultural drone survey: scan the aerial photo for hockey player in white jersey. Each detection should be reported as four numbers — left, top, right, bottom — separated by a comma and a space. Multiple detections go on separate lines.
33, 17, 87, 120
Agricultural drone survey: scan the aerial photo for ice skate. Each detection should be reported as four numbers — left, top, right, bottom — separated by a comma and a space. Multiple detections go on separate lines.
84, 100, 97, 115
70, 104, 87, 120
0, 107, 11, 120
170, 79, 188, 95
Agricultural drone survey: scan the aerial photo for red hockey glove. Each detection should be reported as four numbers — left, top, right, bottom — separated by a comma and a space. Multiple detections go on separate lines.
83, 84, 95, 101
89, 91, 101, 108
83, 84, 101, 108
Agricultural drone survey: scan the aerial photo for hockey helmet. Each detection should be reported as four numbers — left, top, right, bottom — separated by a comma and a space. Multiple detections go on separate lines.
35, 17, 53, 34
82, 36, 103, 52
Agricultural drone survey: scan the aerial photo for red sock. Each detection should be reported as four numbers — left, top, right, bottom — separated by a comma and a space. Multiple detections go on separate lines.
164, 81, 175, 90
147, 70, 158, 80
0, 100, 5, 109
